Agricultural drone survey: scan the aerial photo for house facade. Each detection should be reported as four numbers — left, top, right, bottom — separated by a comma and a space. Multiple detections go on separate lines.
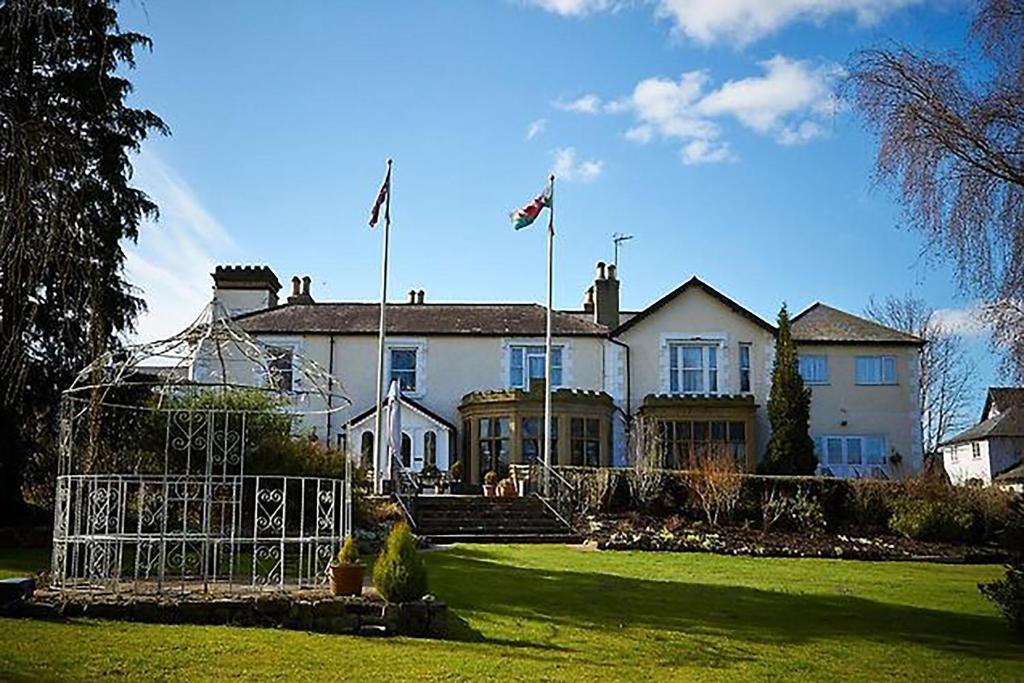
940, 387, 1024, 489
213, 263, 924, 483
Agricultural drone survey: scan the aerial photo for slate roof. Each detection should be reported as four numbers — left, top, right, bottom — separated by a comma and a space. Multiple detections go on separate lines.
348, 395, 458, 432
994, 459, 1024, 483
983, 387, 1024, 419
790, 303, 924, 345
235, 303, 608, 336
941, 405, 1024, 446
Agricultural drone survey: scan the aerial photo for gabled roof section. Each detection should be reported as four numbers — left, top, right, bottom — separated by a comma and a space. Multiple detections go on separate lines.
982, 387, 1024, 420
612, 276, 776, 336
349, 396, 457, 433
941, 405, 1024, 446
791, 303, 924, 346
235, 302, 608, 337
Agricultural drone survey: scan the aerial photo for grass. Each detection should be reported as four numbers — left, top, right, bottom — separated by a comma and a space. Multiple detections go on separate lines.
0, 544, 1020, 681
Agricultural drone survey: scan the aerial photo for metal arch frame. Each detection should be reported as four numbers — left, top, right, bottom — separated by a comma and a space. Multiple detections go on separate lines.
51, 299, 357, 594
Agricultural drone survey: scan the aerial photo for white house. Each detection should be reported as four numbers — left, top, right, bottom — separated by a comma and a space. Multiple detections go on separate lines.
940, 387, 1024, 489
211, 262, 924, 483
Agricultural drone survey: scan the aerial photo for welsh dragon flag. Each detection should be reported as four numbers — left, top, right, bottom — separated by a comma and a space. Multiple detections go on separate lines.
510, 177, 553, 231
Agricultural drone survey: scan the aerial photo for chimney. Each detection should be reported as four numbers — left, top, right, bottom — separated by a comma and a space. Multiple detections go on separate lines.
287, 274, 314, 304
416, 289, 425, 305
582, 285, 594, 313
211, 264, 282, 314
407, 289, 416, 304
592, 260, 619, 328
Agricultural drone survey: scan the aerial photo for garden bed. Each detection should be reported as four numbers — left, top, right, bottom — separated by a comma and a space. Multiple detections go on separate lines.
1, 580, 447, 639
585, 515, 1007, 563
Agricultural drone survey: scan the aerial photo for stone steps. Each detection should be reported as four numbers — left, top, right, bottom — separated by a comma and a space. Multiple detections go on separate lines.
410, 495, 576, 545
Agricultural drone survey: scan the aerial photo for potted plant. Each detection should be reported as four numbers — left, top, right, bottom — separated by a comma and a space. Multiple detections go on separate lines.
327, 535, 364, 596
420, 463, 441, 493
483, 470, 499, 497
497, 477, 517, 497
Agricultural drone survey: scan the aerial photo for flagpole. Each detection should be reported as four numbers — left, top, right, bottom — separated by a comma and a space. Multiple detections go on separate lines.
543, 174, 555, 497
372, 158, 392, 495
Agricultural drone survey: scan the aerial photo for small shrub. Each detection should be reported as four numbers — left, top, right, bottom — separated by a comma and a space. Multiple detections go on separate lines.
497, 478, 517, 497
373, 522, 428, 602
849, 480, 892, 529
685, 448, 742, 527
760, 486, 825, 531
336, 535, 360, 565
889, 497, 973, 542
979, 563, 1024, 637
790, 488, 826, 530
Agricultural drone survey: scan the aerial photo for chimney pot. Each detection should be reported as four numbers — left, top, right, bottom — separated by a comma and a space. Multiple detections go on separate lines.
606, 264, 617, 280
301, 275, 311, 296
583, 286, 594, 312
408, 289, 416, 304
291, 276, 301, 297
596, 261, 606, 280
416, 289, 425, 305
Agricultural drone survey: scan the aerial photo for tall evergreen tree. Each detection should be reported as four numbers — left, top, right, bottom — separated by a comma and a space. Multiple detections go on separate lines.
762, 304, 817, 475
0, 0, 167, 514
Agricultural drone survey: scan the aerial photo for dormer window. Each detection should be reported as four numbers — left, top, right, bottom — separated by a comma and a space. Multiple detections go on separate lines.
669, 343, 718, 394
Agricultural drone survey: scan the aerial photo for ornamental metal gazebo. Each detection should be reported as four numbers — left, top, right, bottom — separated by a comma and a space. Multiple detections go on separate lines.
51, 300, 353, 594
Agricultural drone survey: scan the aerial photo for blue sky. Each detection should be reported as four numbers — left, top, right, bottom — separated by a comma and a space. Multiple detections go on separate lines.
119, 0, 997, 401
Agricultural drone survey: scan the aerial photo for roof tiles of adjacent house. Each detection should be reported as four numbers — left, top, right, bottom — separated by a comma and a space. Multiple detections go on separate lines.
941, 405, 1024, 446
235, 302, 609, 336
790, 303, 925, 346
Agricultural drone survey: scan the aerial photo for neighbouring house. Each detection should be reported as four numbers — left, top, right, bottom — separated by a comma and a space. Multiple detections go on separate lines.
211, 262, 924, 483
940, 387, 1024, 490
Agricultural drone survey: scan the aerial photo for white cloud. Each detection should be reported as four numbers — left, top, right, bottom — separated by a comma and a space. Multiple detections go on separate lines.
527, 0, 920, 45
932, 305, 991, 338
558, 56, 840, 164
680, 139, 734, 165
551, 147, 605, 182
655, 0, 921, 45
525, 0, 619, 16
526, 118, 548, 140
554, 94, 605, 114
125, 150, 240, 342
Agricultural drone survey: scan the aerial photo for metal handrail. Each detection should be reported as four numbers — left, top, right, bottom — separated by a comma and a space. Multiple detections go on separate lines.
512, 461, 577, 531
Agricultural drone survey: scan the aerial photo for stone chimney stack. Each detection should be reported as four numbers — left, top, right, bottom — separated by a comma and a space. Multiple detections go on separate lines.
211, 265, 281, 315
287, 274, 314, 304
592, 260, 619, 328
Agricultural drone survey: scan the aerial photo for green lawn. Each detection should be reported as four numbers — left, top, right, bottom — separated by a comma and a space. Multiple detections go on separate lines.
0, 545, 1020, 681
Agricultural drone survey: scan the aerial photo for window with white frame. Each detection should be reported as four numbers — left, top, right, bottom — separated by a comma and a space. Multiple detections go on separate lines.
267, 345, 295, 392
855, 356, 897, 385
972, 442, 982, 460
821, 435, 887, 467
797, 355, 828, 384
739, 343, 751, 393
669, 343, 718, 394
509, 345, 562, 389
389, 348, 418, 392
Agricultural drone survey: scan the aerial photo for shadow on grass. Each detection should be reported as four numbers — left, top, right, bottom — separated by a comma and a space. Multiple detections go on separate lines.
425, 546, 1023, 667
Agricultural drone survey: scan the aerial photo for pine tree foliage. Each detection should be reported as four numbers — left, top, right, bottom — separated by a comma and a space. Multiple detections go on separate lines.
0, 0, 167, 513
762, 304, 817, 475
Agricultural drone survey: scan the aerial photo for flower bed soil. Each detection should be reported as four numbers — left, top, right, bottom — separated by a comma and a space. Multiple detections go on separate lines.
585, 515, 1007, 563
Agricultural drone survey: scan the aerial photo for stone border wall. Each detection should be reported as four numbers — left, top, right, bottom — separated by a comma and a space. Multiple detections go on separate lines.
1, 583, 447, 639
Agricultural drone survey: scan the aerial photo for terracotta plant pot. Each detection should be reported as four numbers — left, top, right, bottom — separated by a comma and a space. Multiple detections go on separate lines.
483, 484, 497, 497
328, 563, 364, 596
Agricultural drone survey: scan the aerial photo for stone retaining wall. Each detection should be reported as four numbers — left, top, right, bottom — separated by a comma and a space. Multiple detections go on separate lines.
3, 584, 447, 639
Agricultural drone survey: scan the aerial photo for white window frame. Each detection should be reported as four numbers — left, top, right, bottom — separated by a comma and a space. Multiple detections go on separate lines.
738, 343, 752, 393
669, 343, 719, 395
797, 354, 829, 385
257, 336, 303, 393
820, 434, 888, 467
855, 355, 897, 385
385, 338, 427, 398
505, 340, 570, 390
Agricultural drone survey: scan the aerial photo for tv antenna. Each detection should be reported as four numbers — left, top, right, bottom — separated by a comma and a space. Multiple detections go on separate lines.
612, 233, 634, 268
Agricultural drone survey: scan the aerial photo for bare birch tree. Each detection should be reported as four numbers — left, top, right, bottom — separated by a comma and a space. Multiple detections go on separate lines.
865, 294, 977, 453
847, 0, 1024, 382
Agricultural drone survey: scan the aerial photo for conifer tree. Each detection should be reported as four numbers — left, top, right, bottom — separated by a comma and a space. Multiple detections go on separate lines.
762, 304, 817, 475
